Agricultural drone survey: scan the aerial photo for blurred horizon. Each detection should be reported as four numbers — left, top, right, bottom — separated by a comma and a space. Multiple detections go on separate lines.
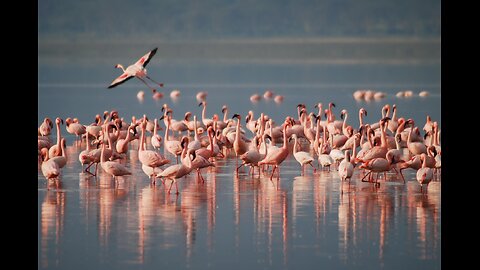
39, 0, 440, 40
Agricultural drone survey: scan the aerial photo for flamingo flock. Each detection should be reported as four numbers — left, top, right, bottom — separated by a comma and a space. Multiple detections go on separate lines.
39, 98, 440, 194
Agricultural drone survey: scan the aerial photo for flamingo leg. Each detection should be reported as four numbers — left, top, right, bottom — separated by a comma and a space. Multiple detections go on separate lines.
175, 181, 179, 195
309, 162, 316, 173
168, 180, 174, 194
137, 77, 157, 91
145, 75, 164, 88
270, 166, 277, 181
361, 171, 372, 182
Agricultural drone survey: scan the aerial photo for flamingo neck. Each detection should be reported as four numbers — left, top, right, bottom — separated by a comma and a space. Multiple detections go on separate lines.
165, 118, 171, 142
359, 110, 364, 127
342, 112, 348, 132
282, 125, 288, 149
117, 64, 126, 73
293, 136, 298, 154
202, 104, 207, 122
193, 116, 199, 141
392, 107, 397, 121
223, 109, 228, 123
139, 126, 146, 151
352, 137, 358, 160
56, 121, 61, 148
407, 124, 414, 144
235, 117, 241, 144
379, 122, 387, 148
85, 132, 91, 151
100, 143, 106, 163
208, 130, 214, 152
153, 119, 158, 135
61, 140, 67, 158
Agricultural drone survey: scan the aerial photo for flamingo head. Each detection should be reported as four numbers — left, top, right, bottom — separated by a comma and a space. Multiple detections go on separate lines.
232, 113, 240, 120
114, 64, 123, 69
55, 117, 63, 125
329, 102, 336, 108
65, 117, 73, 126
360, 108, 367, 116
340, 109, 347, 119
221, 105, 228, 113
198, 101, 206, 107
392, 104, 397, 110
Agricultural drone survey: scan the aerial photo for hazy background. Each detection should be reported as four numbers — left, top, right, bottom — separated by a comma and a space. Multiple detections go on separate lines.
38, 0, 440, 83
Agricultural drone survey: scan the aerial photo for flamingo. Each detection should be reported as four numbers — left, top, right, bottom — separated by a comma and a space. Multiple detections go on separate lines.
338, 150, 354, 193
151, 118, 163, 150
40, 148, 61, 181
100, 139, 131, 181
187, 115, 202, 151
199, 101, 214, 128
79, 129, 96, 173
65, 118, 86, 143
407, 120, 427, 155
48, 117, 63, 158
291, 134, 316, 175
416, 153, 434, 193
49, 138, 67, 169
158, 143, 195, 194
231, 114, 249, 159
359, 151, 396, 186
39, 117, 53, 136
138, 117, 170, 178
258, 121, 291, 180
115, 124, 137, 155
108, 48, 164, 91
237, 134, 260, 174
86, 114, 102, 140
163, 114, 183, 163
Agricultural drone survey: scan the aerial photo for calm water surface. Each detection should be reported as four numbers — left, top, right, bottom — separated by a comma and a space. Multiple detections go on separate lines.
38, 57, 440, 269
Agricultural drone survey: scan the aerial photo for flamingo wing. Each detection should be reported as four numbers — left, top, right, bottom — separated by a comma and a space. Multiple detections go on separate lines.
135, 48, 158, 68
108, 72, 134, 89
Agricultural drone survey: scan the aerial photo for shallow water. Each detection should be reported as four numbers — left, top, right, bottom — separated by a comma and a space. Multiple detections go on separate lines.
38, 51, 440, 269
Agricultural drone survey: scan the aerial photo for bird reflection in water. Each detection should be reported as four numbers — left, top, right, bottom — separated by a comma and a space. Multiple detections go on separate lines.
40, 190, 66, 269
251, 174, 288, 266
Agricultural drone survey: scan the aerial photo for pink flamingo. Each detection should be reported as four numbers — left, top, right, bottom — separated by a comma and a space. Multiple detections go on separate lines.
48, 117, 64, 158
151, 118, 163, 150
40, 148, 61, 181
158, 142, 195, 194
407, 120, 427, 155
65, 117, 86, 143
115, 124, 137, 155
49, 138, 67, 169
258, 121, 291, 180
416, 153, 434, 193
138, 117, 170, 181
108, 48, 164, 91
100, 139, 131, 181
291, 134, 316, 175
39, 118, 53, 136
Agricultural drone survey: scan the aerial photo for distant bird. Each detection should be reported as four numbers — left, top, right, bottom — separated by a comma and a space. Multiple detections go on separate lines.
108, 48, 164, 91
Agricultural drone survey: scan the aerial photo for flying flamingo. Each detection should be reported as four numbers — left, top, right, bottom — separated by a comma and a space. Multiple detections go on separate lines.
108, 48, 164, 91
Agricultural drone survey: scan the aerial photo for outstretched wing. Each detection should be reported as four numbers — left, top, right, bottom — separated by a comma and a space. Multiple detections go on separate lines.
108, 72, 134, 89
135, 48, 158, 68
